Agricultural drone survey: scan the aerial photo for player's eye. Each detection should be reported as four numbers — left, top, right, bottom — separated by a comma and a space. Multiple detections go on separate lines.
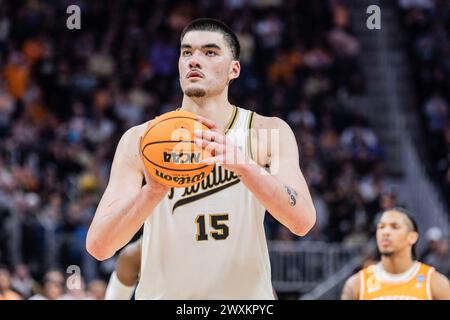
182, 50, 191, 57
206, 50, 217, 57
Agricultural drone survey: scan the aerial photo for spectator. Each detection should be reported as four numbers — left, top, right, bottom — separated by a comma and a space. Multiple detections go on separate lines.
399, 0, 450, 213
424, 237, 450, 276
11, 264, 36, 299
399, 0, 434, 10
3, 52, 30, 102
0, 266, 23, 300
61, 277, 89, 300
424, 93, 448, 134
87, 279, 107, 300
28, 280, 63, 300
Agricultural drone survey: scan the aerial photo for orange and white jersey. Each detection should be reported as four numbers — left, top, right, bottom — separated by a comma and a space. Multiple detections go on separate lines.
359, 261, 435, 300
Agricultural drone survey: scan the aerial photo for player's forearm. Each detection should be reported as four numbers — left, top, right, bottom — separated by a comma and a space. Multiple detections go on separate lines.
86, 187, 166, 260
237, 161, 316, 236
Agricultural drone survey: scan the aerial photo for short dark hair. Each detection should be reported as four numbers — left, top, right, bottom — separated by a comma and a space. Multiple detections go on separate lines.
382, 207, 419, 259
180, 18, 240, 60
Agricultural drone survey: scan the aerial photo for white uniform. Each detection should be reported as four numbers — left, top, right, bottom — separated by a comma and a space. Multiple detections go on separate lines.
135, 106, 274, 299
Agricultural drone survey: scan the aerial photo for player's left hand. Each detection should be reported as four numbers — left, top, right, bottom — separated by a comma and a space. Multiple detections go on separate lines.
195, 115, 248, 175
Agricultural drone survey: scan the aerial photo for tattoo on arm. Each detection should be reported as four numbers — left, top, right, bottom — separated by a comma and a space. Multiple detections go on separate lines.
284, 186, 298, 207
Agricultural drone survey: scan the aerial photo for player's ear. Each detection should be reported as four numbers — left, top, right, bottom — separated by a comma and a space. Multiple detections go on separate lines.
408, 231, 419, 246
228, 60, 240, 83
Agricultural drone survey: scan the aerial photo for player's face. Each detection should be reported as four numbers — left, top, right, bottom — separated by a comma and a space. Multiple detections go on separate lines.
179, 31, 240, 98
376, 211, 417, 257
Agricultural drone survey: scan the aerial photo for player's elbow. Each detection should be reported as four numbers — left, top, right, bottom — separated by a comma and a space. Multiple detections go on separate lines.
86, 233, 115, 261
289, 207, 316, 236
86, 241, 114, 261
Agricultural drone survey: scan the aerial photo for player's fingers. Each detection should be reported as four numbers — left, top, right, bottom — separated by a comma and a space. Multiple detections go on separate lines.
195, 139, 224, 155
200, 154, 224, 165
194, 130, 225, 144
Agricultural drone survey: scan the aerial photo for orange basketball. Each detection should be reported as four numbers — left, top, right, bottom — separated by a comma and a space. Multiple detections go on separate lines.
140, 110, 214, 188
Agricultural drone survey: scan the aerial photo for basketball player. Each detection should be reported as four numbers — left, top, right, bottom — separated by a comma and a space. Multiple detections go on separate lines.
341, 208, 450, 300
86, 18, 316, 299
104, 239, 141, 300
104, 238, 280, 299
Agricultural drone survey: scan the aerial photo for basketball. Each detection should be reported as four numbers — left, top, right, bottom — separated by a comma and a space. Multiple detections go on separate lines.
140, 110, 214, 188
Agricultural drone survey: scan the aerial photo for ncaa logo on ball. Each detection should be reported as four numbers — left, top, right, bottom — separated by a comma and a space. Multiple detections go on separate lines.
163, 151, 201, 164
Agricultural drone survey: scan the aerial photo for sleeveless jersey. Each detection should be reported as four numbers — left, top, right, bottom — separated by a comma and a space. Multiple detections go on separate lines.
135, 106, 274, 299
359, 262, 435, 300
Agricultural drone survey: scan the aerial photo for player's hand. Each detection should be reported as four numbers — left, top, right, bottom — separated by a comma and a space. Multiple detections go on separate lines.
139, 119, 171, 196
195, 115, 248, 176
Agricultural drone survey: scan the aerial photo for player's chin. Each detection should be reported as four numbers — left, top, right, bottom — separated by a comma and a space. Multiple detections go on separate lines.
379, 249, 394, 257
184, 86, 207, 98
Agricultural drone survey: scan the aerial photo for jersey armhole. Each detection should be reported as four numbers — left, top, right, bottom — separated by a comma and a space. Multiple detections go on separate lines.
247, 111, 255, 161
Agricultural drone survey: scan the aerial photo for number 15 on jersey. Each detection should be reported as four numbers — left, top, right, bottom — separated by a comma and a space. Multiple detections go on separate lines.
195, 214, 229, 241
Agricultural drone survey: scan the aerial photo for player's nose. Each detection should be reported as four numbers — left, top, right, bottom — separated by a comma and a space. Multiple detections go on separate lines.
189, 59, 201, 69
188, 52, 202, 69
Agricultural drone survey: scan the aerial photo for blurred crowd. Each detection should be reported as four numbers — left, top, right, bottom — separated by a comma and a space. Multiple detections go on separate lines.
0, 265, 106, 300
0, 0, 414, 299
398, 0, 450, 211
420, 226, 450, 277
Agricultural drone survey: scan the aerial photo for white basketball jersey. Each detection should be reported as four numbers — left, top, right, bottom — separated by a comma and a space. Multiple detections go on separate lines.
135, 106, 274, 299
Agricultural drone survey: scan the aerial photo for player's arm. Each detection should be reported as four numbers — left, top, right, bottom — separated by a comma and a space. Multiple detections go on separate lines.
115, 240, 141, 286
430, 270, 450, 300
105, 240, 141, 300
341, 273, 360, 300
246, 117, 316, 235
86, 124, 169, 261
196, 116, 315, 236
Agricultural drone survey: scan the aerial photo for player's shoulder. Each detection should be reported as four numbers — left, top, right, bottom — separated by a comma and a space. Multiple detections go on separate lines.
429, 269, 450, 300
113, 121, 153, 167
117, 121, 152, 148
345, 272, 360, 287
341, 272, 360, 300
430, 269, 449, 284
419, 261, 435, 270
123, 121, 151, 140
247, 111, 295, 163
251, 112, 291, 132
